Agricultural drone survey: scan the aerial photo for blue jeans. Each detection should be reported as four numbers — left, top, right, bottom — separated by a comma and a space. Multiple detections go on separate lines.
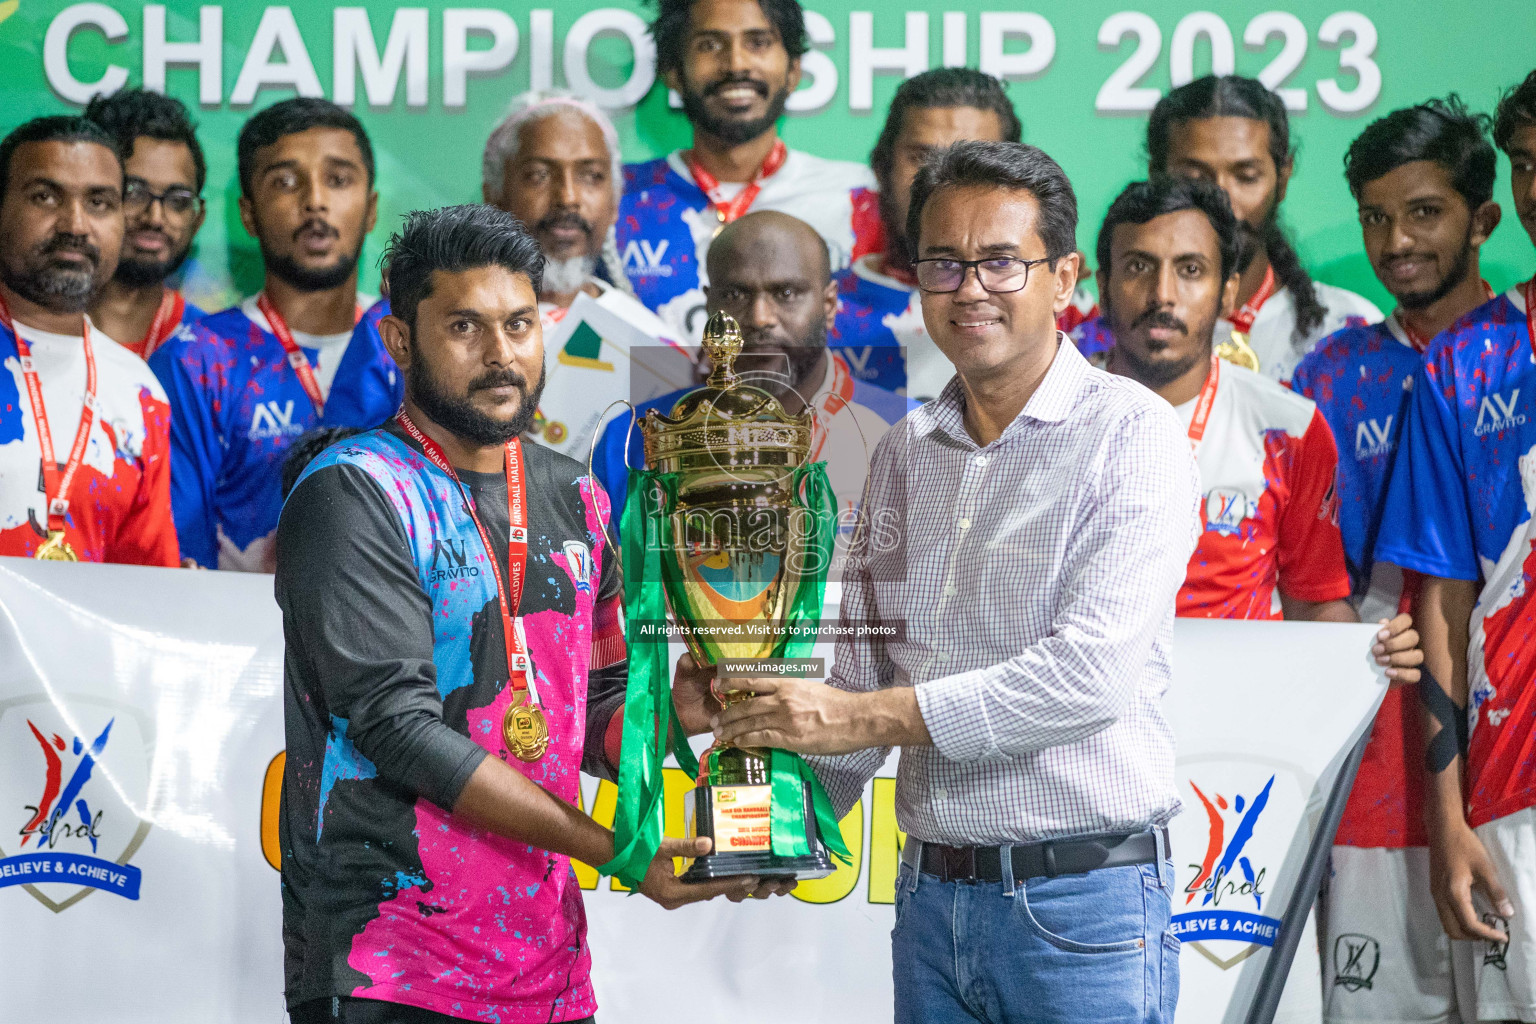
892, 851, 1180, 1023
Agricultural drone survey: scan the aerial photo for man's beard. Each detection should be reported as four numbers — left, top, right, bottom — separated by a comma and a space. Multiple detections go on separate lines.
681, 75, 790, 147
736, 325, 827, 396
408, 340, 547, 447
1106, 300, 1215, 390
540, 253, 592, 298
1393, 232, 1476, 311
0, 233, 105, 313
114, 234, 192, 288
259, 219, 363, 293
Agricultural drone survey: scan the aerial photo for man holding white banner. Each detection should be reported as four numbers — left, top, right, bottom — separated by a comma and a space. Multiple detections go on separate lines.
275, 205, 770, 1024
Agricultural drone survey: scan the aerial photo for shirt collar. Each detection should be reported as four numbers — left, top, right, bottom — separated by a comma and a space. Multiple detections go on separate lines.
914, 332, 1085, 446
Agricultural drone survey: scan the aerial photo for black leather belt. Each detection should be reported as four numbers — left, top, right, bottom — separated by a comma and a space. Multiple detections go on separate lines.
916, 829, 1165, 884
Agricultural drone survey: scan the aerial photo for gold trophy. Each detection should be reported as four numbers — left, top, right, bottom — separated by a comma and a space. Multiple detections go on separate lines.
636, 311, 839, 881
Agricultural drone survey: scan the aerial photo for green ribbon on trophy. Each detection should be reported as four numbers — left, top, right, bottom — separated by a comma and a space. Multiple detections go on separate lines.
598, 311, 852, 889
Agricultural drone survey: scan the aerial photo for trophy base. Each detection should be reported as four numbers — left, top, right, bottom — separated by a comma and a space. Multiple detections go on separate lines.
681, 777, 836, 883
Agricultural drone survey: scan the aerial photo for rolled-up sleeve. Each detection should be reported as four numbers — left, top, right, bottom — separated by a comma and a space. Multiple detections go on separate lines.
277, 464, 489, 811
915, 405, 1200, 762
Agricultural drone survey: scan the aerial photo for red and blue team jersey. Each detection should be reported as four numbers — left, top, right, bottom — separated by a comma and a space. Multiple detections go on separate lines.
1292, 314, 1430, 848
0, 319, 178, 565
1069, 314, 1117, 359
833, 255, 1100, 400
119, 288, 207, 361
1377, 282, 1536, 829
149, 297, 402, 572
618, 149, 882, 342
1175, 360, 1352, 620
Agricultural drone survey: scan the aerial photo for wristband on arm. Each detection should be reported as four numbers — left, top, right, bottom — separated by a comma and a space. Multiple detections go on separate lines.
1419, 667, 1469, 774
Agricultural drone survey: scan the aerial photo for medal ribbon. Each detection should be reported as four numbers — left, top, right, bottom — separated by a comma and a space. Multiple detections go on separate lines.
683, 138, 788, 225
0, 292, 98, 537
1186, 356, 1221, 452
1525, 277, 1536, 353
137, 287, 184, 361
396, 411, 537, 705
1227, 264, 1277, 336
256, 293, 367, 417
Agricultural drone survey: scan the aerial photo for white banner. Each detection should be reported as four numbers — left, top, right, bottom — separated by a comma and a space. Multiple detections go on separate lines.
0, 558, 1385, 1023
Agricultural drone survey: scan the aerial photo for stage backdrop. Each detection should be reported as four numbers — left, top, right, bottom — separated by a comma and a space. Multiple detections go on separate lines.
0, 1, 1532, 313
0, 557, 1387, 1023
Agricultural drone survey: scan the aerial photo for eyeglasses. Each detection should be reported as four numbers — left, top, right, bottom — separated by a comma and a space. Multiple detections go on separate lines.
913, 256, 1053, 294
123, 179, 203, 219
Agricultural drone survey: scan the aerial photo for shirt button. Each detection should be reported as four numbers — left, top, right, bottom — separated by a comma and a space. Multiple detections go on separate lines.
957, 517, 971, 530
935, 651, 951, 663
943, 584, 958, 597
973, 455, 989, 468
934, 787, 949, 802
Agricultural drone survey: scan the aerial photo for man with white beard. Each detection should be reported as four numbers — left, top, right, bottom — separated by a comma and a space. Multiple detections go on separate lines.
483, 92, 687, 456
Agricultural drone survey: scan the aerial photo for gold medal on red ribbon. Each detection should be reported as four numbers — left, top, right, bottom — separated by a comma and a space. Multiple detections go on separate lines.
503, 689, 550, 763
34, 530, 78, 561
397, 410, 550, 763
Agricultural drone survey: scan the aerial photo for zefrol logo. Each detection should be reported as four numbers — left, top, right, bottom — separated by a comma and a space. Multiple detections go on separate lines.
1332, 933, 1381, 991
0, 697, 152, 912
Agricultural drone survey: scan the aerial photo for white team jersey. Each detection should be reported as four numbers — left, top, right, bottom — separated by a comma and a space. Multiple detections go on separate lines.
1217, 282, 1383, 385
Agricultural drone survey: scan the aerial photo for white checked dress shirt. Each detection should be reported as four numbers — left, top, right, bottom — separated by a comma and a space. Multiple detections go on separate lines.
810, 336, 1201, 844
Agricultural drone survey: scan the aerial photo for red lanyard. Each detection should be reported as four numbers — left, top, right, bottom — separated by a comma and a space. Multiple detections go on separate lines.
1526, 278, 1536, 353
1228, 265, 1277, 336
809, 353, 857, 463
256, 294, 367, 417
684, 138, 788, 226
0, 292, 98, 538
135, 288, 184, 361
395, 410, 536, 703
1396, 280, 1496, 352
1186, 356, 1221, 451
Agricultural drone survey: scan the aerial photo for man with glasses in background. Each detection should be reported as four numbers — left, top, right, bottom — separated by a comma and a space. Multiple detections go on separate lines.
84, 88, 208, 360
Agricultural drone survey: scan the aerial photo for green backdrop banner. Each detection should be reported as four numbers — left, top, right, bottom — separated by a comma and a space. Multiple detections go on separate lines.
1, 1, 1532, 311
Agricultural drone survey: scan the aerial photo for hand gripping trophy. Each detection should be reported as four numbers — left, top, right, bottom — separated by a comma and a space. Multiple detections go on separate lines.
599, 311, 850, 886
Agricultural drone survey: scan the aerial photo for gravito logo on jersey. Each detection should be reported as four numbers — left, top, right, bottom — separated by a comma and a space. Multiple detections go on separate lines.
248, 400, 306, 441
1474, 389, 1525, 436
1354, 417, 1394, 459
622, 239, 672, 278
429, 539, 482, 584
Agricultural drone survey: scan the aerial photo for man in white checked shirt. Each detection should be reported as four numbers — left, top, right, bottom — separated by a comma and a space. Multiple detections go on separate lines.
710, 141, 1200, 1023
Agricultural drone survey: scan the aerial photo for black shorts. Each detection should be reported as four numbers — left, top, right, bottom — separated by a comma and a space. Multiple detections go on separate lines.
290, 996, 595, 1024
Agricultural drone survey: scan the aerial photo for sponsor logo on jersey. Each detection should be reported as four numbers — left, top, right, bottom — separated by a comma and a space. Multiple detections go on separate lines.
1473, 388, 1525, 436
1332, 933, 1381, 991
622, 239, 673, 278
1353, 416, 1395, 459
1204, 487, 1254, 536
248, 399, 305, 441
429, 538, 481, 583
562, 540, 594, 593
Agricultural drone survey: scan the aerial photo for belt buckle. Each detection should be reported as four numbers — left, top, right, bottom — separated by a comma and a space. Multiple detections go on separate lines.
942, 845, 976, 884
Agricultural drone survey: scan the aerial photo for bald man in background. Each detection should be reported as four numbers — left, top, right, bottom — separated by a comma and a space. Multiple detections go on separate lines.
592, 210, 911, 531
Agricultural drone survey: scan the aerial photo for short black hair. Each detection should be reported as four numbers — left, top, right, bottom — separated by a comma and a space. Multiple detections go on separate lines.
0, 115, 122, 201
1494, 68, 1536, 155
382, 204, 545, 329
906, 140, 1077, 263
1097, 177, 1241, 286
282, 426, 363, 500
1345, 96, 1495, 211
649, 0, 808, 79
84, 87, 207, 193
237, 98, 375, 200
871, 68, 1022, 187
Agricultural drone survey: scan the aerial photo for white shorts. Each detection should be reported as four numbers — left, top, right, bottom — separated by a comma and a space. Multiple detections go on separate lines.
1323, 845, 1466, 1023
1450, 806, 1536, 1023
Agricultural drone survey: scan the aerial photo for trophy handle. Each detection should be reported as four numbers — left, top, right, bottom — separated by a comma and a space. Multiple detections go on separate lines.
586, 398, 639, 571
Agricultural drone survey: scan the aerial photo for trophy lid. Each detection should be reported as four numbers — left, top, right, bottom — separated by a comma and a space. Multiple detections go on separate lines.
642, 311, 813, 468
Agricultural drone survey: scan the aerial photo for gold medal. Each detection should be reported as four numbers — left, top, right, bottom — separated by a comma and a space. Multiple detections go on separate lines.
1215, 330, 1261, 373
502, 690, 549, 762
35, 530, 77, 561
